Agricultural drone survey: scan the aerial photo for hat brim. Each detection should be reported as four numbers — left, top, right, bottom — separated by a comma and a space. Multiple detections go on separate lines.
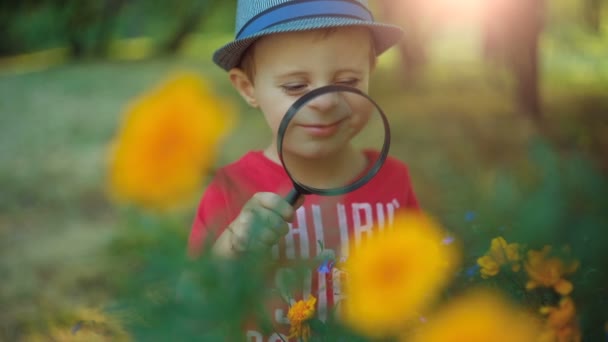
212, 16, 404, 71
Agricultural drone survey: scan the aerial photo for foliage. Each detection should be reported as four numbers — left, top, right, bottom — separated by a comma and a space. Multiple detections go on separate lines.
0, 0, 231, 57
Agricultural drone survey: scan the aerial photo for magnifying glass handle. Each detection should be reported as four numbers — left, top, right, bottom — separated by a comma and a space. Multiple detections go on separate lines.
285, 188, 302, 206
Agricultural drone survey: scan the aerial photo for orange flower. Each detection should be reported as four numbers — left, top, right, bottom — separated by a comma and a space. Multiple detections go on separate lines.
538, 297, 581, 342
477, 236, 521, 278
107, 72, 234, 211
343, 211, 459, 338
407, 289, 542, 342
525, 246, 578, 295
287, 295, 317, 342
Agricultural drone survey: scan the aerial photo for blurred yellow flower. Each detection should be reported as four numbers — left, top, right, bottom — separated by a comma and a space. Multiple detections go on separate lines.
525, 246, 578, 295
477, 236, 521, 278
287, 295, 317, 342
26, 308, 131, 342
408, 289, 542, 342
107, 72, 235, 211
342, 211, 459, 338
538, 297, 581, 342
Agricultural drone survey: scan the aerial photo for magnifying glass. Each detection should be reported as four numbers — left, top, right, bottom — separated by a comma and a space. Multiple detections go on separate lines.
277, 85, 391, 206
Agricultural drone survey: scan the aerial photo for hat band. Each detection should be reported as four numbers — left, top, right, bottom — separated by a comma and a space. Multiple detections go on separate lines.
236, 0, 373, 40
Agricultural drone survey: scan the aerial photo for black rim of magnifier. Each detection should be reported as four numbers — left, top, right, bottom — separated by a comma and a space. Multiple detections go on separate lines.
277, 85, 391, 197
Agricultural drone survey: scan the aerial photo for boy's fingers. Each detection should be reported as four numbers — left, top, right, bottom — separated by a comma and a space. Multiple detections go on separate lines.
231, 205, 290, 250
247, 192, 296, 221
248, 207, 289, 244
228, 223, 249, 252
232, 192, 299, 252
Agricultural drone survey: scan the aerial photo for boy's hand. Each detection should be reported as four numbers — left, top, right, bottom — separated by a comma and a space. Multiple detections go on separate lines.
227, 192, 301, 253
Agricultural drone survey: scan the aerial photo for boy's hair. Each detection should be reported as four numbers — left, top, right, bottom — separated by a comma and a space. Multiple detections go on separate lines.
238, 27, 378, 83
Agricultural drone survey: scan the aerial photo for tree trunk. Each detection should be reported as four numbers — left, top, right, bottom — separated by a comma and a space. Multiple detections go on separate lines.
512, 0, 544, 122
63, 1, 96, 59
584, 0, 601, 34
0, 20, 15, 56
94, 0, 128, 57
160, 0, 216, 55
377, 0, 427, 87
482, 0, 544, 122
67, 36, 86, 59
513, 37, 541, 122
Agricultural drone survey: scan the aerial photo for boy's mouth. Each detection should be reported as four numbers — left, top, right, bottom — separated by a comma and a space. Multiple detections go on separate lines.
297, 117, 347, 138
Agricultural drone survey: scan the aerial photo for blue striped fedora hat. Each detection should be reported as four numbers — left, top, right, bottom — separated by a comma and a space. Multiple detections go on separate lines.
213, 0, 404, 71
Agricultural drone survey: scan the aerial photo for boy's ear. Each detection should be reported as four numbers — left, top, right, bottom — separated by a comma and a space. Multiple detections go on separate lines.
229, 68, 258, 108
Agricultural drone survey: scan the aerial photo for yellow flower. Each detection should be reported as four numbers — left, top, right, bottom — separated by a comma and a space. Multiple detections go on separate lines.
477, 236, 521, 279
287, 295, 317, 342
107, 72, 234, 211
343, 211, 459, 338
408, 289, 542, 342
525, 246, 578, 295
539, 297, 581, 342
477, 255, 501, 278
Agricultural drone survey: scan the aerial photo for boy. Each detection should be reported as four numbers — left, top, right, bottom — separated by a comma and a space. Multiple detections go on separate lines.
188, 0, 419, 340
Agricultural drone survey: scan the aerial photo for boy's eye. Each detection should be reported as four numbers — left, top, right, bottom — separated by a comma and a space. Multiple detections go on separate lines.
281, 83, 308, 94
335, 78, 360, 87
281, 83, 306, 91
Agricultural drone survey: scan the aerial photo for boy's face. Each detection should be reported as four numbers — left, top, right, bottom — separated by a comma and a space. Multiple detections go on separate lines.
231, 26, 374, 160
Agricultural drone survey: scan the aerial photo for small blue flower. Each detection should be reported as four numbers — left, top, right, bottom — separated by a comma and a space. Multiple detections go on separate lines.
71, 321, 84, 335
442, 235, 455, 245
465, 211, 476, 222
465, 264, 480, 278
318, 259, 335, 274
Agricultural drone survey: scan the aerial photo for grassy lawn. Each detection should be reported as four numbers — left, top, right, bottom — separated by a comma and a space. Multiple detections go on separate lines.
0, 28, 607, 339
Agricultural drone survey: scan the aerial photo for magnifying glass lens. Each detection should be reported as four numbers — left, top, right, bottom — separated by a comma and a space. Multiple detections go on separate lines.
278, 86, 390, 204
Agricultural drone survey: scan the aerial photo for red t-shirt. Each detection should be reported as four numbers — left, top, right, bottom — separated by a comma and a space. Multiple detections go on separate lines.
188, 150, 419, 341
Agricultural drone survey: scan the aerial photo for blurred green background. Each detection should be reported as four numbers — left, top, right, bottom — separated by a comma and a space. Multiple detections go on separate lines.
1, 0, 607, 340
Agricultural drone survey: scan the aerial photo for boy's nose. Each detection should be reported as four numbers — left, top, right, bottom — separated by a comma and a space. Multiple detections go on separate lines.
307, 91, 341, 113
